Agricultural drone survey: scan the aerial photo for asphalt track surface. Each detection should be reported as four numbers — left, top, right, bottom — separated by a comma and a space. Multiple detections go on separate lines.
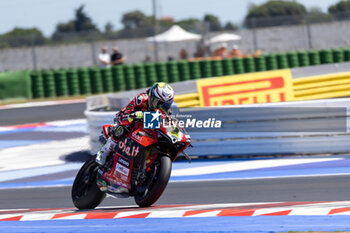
0, 102, 86, 126
1, 175, 349, 209
1, 102, 349, 223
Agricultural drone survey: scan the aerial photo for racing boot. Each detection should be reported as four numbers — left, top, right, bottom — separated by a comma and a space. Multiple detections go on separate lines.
96, 137, 116, 166
96, 125, 125, 166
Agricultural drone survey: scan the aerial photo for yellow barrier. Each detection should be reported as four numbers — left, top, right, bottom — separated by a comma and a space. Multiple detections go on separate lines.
196, 70, 294, 106
293, 72, 350, 101
174, 92, 200, 108
176, 70, 350, 108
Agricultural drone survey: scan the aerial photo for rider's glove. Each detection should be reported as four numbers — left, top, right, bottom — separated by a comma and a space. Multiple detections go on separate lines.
134, 111, 144, 119
128, 111, 143, 122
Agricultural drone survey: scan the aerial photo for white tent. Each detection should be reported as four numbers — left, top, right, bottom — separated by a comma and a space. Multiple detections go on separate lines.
147, 25, 201, 42
208, 33, 242, 44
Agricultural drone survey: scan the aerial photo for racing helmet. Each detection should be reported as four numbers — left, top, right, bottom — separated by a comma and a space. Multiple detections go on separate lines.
148, 82, 174, 110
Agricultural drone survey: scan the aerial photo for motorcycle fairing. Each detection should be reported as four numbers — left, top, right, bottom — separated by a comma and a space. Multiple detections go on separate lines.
129, 126, 157, 147
102, 135, 146, 191
102, 154, 133, 190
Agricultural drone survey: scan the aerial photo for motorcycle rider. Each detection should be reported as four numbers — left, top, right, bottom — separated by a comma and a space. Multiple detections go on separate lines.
96, 82, 175, 166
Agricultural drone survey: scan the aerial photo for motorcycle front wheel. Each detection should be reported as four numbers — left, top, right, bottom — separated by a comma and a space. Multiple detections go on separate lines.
134, 156, 172, 207
71, 155, 106, 209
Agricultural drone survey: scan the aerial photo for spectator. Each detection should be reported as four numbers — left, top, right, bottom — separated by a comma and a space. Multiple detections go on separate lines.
230, 45, 242, 58
254, 49, 263, 57
179, 48, 188, 59
98, 46, 111, 68
194, 46, 206, 58
111, 46, 125, 65
213, 43, 229, 57
143, 55, 151, 63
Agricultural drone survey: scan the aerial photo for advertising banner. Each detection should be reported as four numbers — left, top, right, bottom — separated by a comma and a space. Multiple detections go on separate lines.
196, 69, 294, 106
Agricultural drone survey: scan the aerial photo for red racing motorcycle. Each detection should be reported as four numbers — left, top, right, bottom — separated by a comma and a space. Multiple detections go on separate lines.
71, 107, 191, 209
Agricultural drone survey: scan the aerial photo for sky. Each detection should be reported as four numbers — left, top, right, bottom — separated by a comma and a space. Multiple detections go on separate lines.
0, 0, 340, 36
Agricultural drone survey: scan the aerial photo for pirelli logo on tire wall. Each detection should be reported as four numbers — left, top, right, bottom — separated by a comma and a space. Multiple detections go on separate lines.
196, 69, 294, 106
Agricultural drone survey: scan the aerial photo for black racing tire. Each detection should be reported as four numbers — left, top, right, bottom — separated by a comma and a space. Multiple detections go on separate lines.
134, 156, 172, 207
71, 155, 106, 209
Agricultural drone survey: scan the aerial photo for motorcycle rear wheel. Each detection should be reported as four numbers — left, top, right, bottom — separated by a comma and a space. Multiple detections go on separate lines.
134, 156, 172, 207
71, 155, 106, 209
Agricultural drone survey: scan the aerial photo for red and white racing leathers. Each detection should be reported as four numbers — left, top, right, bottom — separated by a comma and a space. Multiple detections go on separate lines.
96, 91, 150, 166
115, 91, 150, 127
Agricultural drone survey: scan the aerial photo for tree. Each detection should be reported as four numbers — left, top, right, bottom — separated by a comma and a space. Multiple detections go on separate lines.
307, 7, 331, 23
55, 21, 75, 33
1, 27, 46, 48
104, 22, 114, 34
244, 0, 307, 28
328, 0, 350, 19
203, 14, 222, 31
176, 18, 201, 32
121, 10, 153, 29
117, 10, 154, 38
52, 5, 98, 34
224, 22, 239, 31
52, 5, 99, 42
158, 17, 175, 29
74, 5, 98, 32
103, 22, 119, 40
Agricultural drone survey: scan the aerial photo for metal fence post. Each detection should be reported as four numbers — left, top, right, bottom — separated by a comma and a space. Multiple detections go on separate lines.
153, 0, 159, 62
90, 37, 97, 66
306, 15, 313, 50
31, 35, 38, 70
252, 18, 258, 52
203, 21, 210, 56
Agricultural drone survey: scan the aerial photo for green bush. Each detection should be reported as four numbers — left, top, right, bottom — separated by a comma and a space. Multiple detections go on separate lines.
0, 71, 32, 100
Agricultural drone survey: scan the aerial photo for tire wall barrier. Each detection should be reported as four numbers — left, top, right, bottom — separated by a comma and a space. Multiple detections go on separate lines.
2, 47, 350, 103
